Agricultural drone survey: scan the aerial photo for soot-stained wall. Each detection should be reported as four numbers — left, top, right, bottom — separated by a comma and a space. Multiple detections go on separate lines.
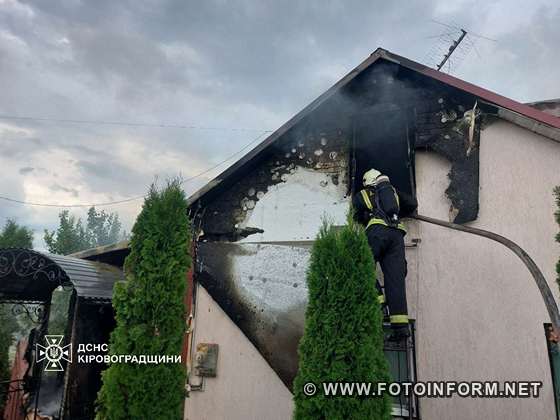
192, 59, 484, 389
194, 103, 352, 388
194, 103, 352, 241
347, 61, 481, 223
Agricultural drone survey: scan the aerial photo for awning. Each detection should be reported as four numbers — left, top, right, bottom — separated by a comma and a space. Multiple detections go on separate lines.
0, 248, 124, 303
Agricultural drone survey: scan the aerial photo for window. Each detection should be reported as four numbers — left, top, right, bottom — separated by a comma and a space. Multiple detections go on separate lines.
384, 321, 420, 419
545, 324, 560, 420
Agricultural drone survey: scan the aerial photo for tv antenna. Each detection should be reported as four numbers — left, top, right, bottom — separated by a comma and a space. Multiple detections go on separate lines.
437, 29, 467, 70
424, 20, 497, 74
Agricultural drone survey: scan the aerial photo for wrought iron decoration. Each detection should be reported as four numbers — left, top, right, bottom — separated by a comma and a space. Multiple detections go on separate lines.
11, 303, 48, 325
0, 249, 73, 301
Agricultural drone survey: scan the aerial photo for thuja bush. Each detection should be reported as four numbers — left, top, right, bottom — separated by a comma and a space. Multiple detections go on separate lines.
293, 220, 392, 420
96, 180, 191, 420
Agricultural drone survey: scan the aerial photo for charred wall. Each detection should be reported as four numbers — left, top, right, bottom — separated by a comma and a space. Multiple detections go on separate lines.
193, 98, 353, 388
192, 59, 485, 390
194, 100, 353, 240
347, 61, 481, 223
196, 242, 309, 388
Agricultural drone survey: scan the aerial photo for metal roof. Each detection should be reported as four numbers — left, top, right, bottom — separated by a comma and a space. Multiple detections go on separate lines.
187, 47, 560, 206
0, 248, 123, 302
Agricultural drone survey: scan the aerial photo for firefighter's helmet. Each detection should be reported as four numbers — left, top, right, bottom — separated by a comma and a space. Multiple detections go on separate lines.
363, 168, 382, 187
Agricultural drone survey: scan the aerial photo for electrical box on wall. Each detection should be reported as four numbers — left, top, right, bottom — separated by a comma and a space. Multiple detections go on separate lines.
194, 343, 219, 377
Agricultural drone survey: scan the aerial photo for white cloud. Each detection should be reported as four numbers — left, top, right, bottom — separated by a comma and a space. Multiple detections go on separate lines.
0, 0, 558, 249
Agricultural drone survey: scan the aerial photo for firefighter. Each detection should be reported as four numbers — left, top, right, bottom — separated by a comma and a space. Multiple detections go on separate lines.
353, 168, 418, 340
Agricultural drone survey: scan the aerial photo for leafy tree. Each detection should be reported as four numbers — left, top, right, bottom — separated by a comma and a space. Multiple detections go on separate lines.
47, 288, 72, 336
0, 219, 32, 413
96, 180, 190, 420
44, 210, 89, 255
0, 306, 18, 414
44, 208, 125, 339
44, 207, 125, 256
0, 219, 33, 248
85, 207, 123, 248
293, 220, 392, 420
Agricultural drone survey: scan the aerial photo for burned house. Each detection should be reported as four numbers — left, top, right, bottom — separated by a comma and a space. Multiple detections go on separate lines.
79, 49, 560, 420
180, 48, 560, 419
3, 47, 560, 420
181, 48, 560, 419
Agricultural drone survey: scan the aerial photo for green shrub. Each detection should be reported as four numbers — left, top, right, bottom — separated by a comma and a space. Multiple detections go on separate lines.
293, 220, 392, 420
96, 180, 191, 420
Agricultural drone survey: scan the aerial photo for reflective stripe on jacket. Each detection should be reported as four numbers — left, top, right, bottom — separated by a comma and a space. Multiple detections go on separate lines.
360, 189, 406, 232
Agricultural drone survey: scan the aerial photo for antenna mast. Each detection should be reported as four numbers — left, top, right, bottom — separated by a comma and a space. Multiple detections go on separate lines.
437, 29, 467, 71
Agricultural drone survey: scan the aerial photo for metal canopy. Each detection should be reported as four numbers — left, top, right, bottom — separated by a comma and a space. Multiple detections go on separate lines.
0, 248, 123, 303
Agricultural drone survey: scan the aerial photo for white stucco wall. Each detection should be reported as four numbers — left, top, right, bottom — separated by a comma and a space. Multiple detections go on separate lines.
239, 165, 349, 243
184, 285, 294, 420
414, 119, 560, 419
188, 118, 560, 420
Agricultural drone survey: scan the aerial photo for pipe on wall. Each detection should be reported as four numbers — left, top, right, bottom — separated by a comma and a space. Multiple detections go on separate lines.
413, 214, 560, 335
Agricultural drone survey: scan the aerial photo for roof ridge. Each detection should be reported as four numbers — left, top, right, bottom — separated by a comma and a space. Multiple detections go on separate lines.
182, 47, 559, 204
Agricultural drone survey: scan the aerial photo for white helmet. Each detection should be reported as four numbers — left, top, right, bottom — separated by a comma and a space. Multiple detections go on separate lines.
363, 168, 382, 187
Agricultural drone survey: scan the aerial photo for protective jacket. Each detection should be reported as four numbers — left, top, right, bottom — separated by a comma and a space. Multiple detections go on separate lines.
353, 184, 417, 326
352, 186, 417, 231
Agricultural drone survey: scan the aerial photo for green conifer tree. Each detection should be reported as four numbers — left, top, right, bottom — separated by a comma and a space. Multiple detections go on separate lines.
0, 219, 33, 248
96, 180, 191, 420
293, 220, 392, 420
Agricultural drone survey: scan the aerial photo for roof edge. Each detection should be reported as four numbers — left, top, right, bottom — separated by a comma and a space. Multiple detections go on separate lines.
69, 240, 130, 259
186, 47, 560, 206
379, 49, 560, 131
186, 48, 387, 206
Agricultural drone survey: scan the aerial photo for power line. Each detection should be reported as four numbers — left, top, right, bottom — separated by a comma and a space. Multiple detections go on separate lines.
0, 114, 271, 132
0, 130, 271, 208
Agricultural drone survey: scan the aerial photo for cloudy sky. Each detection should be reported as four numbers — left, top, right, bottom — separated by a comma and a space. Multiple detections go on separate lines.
1, 0, 559, 249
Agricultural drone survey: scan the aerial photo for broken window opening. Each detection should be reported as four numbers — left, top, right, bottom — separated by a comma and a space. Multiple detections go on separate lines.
351, 107, 416, 198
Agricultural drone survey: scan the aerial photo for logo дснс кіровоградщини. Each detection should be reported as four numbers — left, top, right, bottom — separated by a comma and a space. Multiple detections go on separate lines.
36, 335, 72, 371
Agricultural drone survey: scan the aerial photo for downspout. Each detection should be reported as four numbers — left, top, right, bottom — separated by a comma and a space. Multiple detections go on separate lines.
413, 214, 560, 334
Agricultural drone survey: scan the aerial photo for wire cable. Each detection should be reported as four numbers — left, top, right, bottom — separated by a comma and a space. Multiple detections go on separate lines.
0, 130, 272, 208
0, 114, 271, 132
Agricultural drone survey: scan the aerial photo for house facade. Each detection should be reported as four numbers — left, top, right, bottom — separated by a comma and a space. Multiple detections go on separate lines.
181, 48, 560, 419
7, 48, 559, 420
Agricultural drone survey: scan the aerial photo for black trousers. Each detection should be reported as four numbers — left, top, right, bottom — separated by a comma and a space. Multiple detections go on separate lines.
366, 224, 408, 319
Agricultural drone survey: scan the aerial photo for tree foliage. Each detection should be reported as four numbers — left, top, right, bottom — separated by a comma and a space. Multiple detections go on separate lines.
293, 220, 392, 420
44, 207, 125, 255
43, 208, 120, 336
85, 207, 124, 248
0, 306, 18, 414
0, 219, 32, 414
96, 180, 191, 420
0, 219, 33, 248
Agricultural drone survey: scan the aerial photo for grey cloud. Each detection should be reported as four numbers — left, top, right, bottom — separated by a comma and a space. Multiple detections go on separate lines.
1, 0, 558, 239
19, 166, 35, 174
49, 183, 79, 197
